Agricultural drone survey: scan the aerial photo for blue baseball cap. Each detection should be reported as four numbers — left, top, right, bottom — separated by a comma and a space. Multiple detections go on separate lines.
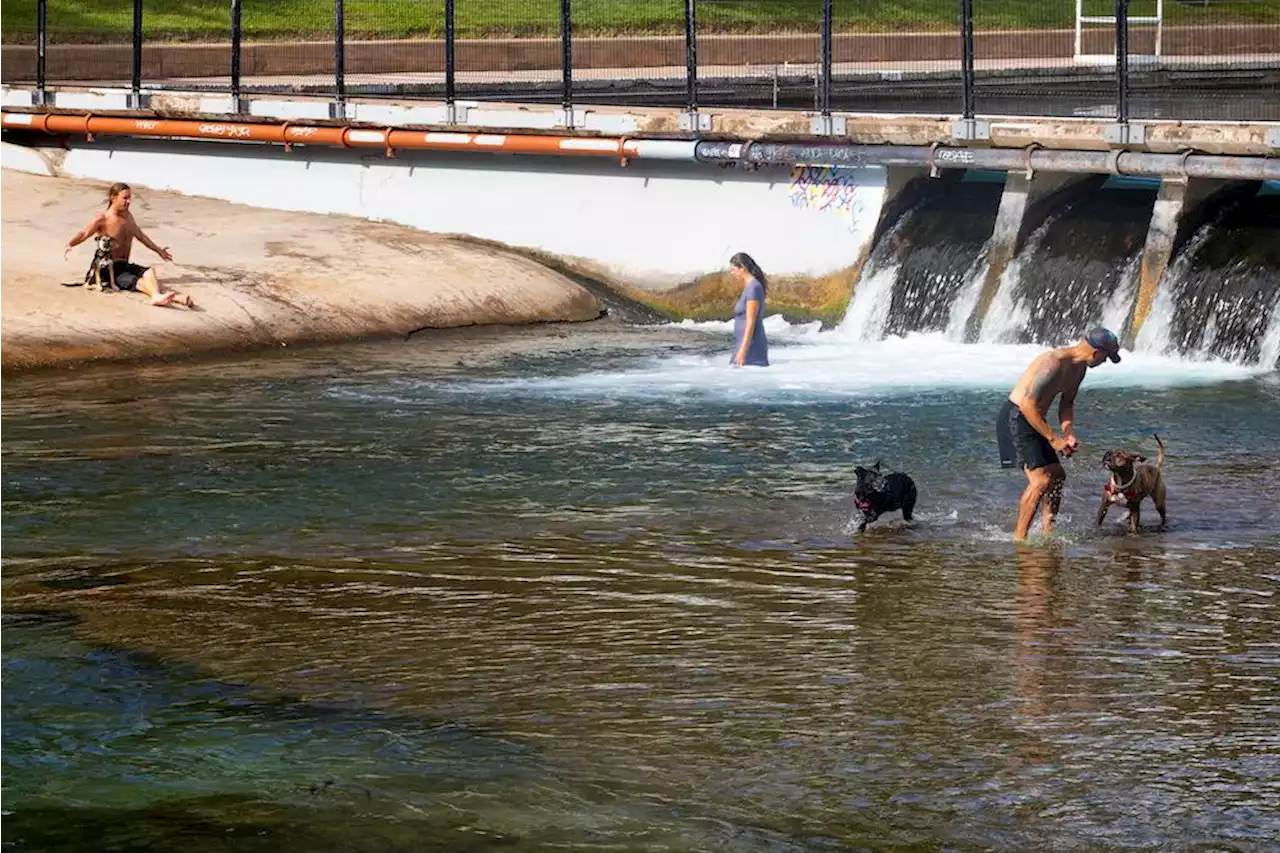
1085, 327, 1121, 363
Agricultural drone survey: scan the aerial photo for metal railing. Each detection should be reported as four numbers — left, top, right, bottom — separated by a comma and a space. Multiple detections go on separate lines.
3, 1, 1276, 124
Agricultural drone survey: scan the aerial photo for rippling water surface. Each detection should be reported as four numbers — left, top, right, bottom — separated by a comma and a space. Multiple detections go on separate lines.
4, 321, 1279, 852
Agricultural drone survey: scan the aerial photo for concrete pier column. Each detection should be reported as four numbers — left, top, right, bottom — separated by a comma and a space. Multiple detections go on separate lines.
962, 171, 1097, 342
1125, 177, 1239, 348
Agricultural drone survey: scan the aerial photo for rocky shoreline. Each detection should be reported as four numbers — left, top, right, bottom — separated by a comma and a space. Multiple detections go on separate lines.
1, 168, 614, 372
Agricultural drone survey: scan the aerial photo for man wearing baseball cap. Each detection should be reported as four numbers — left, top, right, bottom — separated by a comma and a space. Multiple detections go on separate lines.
996, 327, 1122, 540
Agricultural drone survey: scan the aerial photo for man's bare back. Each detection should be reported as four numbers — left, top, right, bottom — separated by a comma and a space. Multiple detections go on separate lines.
1009, 348, 1087, 420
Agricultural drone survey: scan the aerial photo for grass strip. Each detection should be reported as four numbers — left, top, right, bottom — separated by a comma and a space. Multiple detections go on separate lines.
2, 0, 1276, 44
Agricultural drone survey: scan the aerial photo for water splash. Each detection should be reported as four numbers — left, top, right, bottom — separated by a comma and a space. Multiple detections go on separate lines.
438, 330, 1268, 404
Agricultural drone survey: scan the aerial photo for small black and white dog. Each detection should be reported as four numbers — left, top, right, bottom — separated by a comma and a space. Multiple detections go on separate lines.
852, 460, 917, 533
84, 235, 118, 292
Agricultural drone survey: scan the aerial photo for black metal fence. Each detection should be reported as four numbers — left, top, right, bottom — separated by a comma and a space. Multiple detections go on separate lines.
3, 0, 1277, 122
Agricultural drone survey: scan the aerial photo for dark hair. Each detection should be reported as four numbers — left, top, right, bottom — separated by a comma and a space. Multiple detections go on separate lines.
106, 182, 131, 206
729, 252, 768, 292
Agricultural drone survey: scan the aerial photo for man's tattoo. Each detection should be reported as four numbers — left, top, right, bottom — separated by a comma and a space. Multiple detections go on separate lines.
1027, 365, 1056, 399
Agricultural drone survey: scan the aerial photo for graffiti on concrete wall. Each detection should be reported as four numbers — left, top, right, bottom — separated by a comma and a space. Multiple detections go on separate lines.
788, 165, 865, 228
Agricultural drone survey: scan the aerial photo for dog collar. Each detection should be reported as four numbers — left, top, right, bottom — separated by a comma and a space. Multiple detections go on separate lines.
1105, 474, 1140, 501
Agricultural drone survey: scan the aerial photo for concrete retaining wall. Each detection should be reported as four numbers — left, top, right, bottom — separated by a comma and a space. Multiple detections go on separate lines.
36, 137, 886, 288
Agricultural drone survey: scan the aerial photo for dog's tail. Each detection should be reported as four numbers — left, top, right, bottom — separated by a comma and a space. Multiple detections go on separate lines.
1153, 433, 1165, 470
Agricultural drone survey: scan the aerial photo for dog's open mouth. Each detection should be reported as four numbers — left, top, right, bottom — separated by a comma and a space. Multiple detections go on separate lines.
855, 499, 873, 510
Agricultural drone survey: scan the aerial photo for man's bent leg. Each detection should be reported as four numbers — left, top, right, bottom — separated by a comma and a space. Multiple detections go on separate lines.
1014, 466, 1054, 541
139, 268, 176, 307
1013, 466, 1044, 537
1039, 464, 1067, 535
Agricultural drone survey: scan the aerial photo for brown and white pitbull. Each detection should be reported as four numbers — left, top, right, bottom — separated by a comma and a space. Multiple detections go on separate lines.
1096, 433, 1167, 533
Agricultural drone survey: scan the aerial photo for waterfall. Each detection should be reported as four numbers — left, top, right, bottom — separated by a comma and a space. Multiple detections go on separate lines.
1136, 190, 1280, 366
1133, 224, 1213, 357
836, 259, 900, 342
837, 178, 1278, 367
836, 177, 1002, 342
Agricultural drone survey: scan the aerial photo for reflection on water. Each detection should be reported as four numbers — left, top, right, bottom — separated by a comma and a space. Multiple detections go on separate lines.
4, 323, 1280, 851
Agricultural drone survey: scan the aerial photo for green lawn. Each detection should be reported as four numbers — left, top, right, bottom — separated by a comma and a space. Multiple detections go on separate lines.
2, 0, 1276, 43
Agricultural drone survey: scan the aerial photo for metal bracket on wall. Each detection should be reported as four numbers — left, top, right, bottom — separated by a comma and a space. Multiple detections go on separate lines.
1103, 122, 1146, 146
445, 103, 470, 125
678, 111, 712, 132
329, 101, 347, 121
126, 92, 150, 111
809, 114, 847, 136
554, 108, 584, 129
950, 119, 990, 142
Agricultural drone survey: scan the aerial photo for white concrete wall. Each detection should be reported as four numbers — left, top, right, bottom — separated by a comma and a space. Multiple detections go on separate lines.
22, 138, 887, 287
0, 140, 58, 176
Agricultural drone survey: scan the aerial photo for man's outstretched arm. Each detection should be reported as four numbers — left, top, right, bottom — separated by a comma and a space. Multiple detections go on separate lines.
133, 225, 173, 262
64, 214, 105, 258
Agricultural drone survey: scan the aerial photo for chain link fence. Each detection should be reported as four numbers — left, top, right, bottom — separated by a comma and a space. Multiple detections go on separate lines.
2, 0, 1276, 121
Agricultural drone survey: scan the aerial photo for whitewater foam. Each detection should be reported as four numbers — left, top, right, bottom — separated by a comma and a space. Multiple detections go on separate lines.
435, 326, 1268, 404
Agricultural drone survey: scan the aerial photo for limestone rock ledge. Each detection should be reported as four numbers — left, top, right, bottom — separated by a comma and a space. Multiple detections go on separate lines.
2, 168, 603, 371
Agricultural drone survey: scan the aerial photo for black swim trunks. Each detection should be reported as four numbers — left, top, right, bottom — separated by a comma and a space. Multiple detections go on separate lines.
997, 398, 1059, 471
110, 260, 149, 291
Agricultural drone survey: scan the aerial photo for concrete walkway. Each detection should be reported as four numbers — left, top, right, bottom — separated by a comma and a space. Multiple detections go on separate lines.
21, 52, 1279, 105
4, 24, 1277, 83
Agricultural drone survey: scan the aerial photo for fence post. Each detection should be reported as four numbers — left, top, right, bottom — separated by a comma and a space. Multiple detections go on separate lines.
820, 0, 833, 117
960, 0, 975, 119
1115, 0, 1129, 123
230, 0, 243, 112
561, 0, 572, 113
132, 0, 143, 105
36, 0, 47, 105
444, 0, 456, 110
683, 0, 698, 113
333, 0, 345, 118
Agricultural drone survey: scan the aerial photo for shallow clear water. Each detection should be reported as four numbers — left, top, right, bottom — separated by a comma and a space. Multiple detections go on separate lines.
4, 321, 1279, 852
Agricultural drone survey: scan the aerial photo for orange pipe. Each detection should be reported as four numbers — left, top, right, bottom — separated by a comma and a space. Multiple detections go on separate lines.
0, 111, 639, 159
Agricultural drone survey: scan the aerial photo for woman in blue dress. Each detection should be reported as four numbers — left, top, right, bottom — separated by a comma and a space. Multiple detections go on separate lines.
729, 252, 769, 367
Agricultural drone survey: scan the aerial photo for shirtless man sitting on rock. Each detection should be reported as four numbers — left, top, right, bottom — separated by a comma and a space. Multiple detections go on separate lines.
997, 328, 1122, 540
64, 182, 194, 308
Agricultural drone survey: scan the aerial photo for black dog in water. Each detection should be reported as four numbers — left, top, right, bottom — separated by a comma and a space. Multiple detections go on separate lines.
853, 461, 917, 533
